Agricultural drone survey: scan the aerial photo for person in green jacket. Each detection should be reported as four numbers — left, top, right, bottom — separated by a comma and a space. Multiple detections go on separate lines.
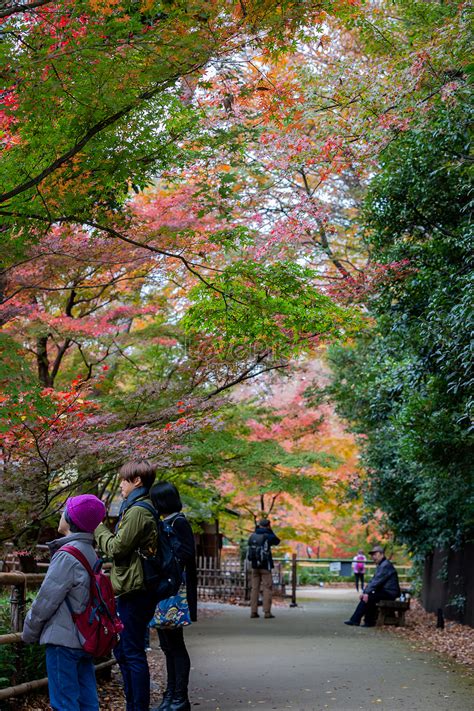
95, 460, 158, 711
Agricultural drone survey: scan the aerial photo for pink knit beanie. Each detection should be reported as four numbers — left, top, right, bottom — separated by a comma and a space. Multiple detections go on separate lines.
66, 495, 106, 533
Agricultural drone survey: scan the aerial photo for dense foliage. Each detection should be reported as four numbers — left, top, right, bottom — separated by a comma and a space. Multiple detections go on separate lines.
329, 98, 473, 554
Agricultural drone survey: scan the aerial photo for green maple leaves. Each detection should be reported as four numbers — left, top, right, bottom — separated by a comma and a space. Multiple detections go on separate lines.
184, 260, 357, 357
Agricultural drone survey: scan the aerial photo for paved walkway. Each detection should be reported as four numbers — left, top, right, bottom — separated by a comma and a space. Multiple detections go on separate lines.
184, 591, 474, 711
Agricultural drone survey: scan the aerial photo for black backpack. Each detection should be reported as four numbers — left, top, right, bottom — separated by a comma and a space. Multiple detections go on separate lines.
247, 532, 271, 569
133, 501, 184, 601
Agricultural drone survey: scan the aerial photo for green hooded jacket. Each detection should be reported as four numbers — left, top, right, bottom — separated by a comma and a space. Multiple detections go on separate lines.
95, 494, 158, 597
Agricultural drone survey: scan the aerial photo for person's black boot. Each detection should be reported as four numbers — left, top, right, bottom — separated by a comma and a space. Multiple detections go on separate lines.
168, 677, 191, 711
168, 696, 191, 711
156, 685, 175, 711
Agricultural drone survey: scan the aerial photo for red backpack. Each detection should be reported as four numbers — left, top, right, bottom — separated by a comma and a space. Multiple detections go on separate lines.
60, 545, 124, 657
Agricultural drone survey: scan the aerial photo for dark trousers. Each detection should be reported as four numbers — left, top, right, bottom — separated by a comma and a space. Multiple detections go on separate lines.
354, 572, 365, 591
350, 590, 397, 626
115, 589, 158, 711
158, 627, 191, 697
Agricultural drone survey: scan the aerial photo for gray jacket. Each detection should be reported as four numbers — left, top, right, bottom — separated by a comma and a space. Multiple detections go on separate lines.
22, 533, 97, 649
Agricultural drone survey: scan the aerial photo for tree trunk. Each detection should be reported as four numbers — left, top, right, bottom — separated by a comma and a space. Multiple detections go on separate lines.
36, 335, 52, 387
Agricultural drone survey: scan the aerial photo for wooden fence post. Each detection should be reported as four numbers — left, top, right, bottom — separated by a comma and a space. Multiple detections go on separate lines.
244, 559, 250, 601
290, 553, 297, 607
10, 580, 26, 633
10, 579, 26, 686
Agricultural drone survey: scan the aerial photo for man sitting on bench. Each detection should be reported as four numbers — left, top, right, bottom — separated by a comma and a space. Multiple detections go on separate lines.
344, 545, 401, 628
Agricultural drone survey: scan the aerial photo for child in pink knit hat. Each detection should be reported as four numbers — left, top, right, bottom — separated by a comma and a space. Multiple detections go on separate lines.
23, 494, 106, 711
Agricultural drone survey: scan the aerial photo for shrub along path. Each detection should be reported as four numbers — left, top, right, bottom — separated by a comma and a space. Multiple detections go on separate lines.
184, 592, 474, 711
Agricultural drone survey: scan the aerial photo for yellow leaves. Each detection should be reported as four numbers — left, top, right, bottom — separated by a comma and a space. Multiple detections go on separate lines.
89, 0, 123, 16
140, 0, 156, 11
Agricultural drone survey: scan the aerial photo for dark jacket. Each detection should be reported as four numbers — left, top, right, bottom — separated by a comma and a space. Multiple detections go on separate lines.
163, 512, 198, 621
365, 557, 401, 599
252, 526, 281, 570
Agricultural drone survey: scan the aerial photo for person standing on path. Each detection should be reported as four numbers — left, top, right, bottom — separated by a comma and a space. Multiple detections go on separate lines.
22, 494, 106, 711
150, 482, 197, 711
344, 545, 400, 627
352, 549, 367, 592
247, 518, 281, 619
95, 460, 158, 711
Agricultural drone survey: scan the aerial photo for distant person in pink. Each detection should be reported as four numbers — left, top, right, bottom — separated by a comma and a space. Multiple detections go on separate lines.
352, 549, 367, 591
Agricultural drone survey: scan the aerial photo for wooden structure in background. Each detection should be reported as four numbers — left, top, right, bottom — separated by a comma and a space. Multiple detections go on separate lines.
195, 520, 222, 562
422, 543, 474, 627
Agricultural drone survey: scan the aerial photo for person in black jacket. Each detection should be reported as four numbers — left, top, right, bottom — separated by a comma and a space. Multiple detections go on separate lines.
344, 545, 401, 627
150, 482, 197, 711
247, 518, 281, 619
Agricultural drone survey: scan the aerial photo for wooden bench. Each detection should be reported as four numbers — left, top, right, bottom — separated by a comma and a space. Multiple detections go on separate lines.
376, 598, 410, 627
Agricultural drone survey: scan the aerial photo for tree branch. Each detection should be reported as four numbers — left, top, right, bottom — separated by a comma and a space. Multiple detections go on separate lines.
0, 69, 206, 205
0, 0, 53, 20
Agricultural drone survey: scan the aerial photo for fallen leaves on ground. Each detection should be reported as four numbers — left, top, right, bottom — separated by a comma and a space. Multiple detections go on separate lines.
384, 598, 474, 673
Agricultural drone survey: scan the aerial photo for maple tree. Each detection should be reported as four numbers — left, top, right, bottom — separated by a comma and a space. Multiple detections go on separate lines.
0, 179, 355, 543
166, 358, 377, 556
0, 0, 325, 258
185, 0, 470, 296
180, 0, 471, 558
1, 0, 470, 559
2, 225, 159, 387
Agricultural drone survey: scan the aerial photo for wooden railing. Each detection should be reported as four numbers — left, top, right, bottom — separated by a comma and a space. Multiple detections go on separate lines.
0, 570, 115, 701
272, 557, 414, 586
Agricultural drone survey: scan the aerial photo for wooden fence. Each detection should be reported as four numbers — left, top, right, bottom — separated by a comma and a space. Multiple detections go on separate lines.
280, 558, 414, 585
197, 556, 247, 601
422, 544, 474, 627
196, 556, 286, 602
2, 543, 50, 573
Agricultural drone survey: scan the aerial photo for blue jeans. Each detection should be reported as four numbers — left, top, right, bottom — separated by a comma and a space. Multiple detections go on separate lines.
46, 644, 98, 711
115, 589, 158, 711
